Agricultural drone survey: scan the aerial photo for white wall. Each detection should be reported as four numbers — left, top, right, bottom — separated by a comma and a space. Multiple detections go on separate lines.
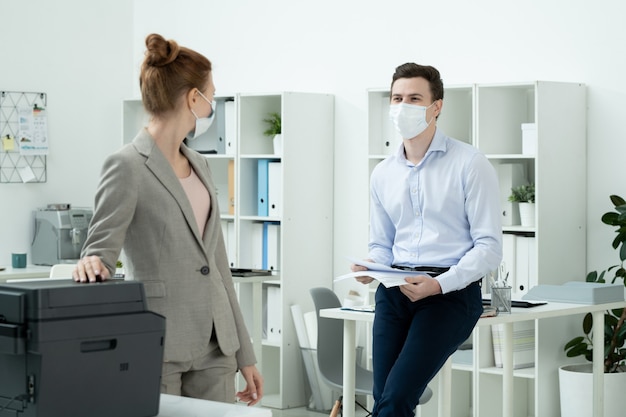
2, 0, 625, 280
0, 0, 134, 265
131, 0, 626, 280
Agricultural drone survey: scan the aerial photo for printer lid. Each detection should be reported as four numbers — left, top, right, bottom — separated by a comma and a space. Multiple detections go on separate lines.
0, 280, 148, 323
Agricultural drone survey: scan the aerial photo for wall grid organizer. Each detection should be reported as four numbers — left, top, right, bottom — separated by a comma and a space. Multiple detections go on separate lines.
0, 90, 47, 183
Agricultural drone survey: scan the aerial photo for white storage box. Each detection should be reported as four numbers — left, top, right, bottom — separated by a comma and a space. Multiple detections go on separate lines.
491, 321, 535, 369
521, 123, 537, 155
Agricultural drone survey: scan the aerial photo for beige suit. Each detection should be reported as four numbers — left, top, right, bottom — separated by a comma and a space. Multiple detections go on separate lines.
82, 129, 255, 368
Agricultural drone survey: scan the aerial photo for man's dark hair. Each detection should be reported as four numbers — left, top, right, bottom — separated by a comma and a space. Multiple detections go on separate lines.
390, 63, 444, 102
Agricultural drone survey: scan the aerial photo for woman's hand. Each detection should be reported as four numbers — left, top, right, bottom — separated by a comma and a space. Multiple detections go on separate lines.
73, 255, 110, 283
237, 365, 263, 406
351, 259, 375, 284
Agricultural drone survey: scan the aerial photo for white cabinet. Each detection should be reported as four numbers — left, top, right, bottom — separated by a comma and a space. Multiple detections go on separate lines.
235, 92, 335, 409
122, 92, 335, 409
365, 82, 586, 417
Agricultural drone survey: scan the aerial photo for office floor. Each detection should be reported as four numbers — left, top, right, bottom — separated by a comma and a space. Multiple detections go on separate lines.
270, 408, 369, 417
269, 404, 369, 417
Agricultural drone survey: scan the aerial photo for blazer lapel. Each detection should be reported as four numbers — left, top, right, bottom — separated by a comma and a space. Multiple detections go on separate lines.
133, 130, 207, 254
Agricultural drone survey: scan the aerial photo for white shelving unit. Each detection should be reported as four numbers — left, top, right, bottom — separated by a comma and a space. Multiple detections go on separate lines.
365, 82, 587, 417
234, 92, 334, 409
122, 91, 335, 410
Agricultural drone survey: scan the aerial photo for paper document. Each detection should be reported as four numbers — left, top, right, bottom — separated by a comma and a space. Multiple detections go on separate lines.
335, 257, 431, 288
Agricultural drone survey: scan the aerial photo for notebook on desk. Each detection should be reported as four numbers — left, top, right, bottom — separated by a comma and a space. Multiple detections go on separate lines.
482, 297, 547, 308
230, 268, 273, 277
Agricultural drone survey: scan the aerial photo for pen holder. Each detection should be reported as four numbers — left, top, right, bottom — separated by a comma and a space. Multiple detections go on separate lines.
491, 286, 512, 314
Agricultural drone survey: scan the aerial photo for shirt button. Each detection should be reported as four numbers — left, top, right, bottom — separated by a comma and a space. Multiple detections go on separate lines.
200, 266, 210, 275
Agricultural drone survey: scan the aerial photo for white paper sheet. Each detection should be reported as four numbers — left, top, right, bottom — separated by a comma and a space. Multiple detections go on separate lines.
336, 256, 431, 288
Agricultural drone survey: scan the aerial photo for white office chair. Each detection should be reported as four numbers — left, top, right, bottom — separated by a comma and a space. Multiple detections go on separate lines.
49, 263, 76, 278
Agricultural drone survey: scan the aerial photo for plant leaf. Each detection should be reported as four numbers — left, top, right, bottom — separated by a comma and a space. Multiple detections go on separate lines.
582, 313, 593, 334
586, 271, 598, 283
610, 195, 626, 207
564, 336, 585, 350
565, 343, 589, 358
602, 212, 619, 226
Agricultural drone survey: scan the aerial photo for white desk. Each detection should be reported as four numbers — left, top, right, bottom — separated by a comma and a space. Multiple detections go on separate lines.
158, 394, 272, 416
321, 300, 626, 417
0, 265, 50, 281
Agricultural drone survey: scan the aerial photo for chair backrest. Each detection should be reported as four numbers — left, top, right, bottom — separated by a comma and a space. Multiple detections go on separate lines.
309, 287, 346, 388
49, 264, 76, 278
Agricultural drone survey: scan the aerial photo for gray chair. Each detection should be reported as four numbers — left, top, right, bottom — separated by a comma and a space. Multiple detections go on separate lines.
309, 287, 432, 414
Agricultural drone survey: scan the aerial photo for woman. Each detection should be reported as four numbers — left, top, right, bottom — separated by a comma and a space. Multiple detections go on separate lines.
73, 33, 263, 406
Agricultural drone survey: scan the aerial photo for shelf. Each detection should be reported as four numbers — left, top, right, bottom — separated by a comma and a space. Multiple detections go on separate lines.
479, 366, 536, 380
451, 363, 474, 372
240, 154, 282, 159
486, 154, 535, 160
262, 339, 281, 348
502, 226, 535, 234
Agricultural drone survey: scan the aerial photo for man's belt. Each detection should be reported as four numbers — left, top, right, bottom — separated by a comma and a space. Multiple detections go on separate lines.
391, 265, 450, 277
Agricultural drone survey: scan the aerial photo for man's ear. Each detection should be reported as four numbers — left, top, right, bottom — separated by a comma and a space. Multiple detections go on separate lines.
434, 99, 443, 118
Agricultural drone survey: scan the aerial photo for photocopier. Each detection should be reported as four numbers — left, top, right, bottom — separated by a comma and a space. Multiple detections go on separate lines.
0, 280, 165, 417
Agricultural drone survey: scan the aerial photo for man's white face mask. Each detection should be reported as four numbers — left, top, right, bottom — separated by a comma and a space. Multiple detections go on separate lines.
388, 102, 435, 139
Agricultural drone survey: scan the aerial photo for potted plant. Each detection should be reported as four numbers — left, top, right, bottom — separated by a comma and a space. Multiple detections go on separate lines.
115, 259, 125, 278
263, 112, 282, 155
508, 183, 535, 227
560, 194, 626, 417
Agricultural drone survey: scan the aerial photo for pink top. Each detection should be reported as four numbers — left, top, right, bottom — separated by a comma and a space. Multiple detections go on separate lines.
179, 168, 210, 238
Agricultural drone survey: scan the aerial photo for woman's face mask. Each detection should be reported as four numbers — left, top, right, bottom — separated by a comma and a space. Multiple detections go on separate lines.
187, 90, 216, 140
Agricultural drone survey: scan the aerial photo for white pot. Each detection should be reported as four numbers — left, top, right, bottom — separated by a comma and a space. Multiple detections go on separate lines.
273, 134, 283, 156
559, 363, 626, 417
518, 202, 535, 227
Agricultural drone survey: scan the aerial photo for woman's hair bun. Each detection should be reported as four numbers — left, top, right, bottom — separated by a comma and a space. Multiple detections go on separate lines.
144, 33, 180, 67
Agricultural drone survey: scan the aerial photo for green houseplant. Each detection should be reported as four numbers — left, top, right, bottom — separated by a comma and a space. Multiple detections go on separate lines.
509, 183, 535, 227
564, 194, 626, 373
262, 112, 281, 137
508, 183, 535, 203
263, 112, 282, 155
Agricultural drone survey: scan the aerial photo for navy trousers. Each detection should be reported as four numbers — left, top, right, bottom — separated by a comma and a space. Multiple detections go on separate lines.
371, 280, 482, 417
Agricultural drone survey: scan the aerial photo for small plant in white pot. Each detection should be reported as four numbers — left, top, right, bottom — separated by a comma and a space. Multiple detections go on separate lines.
508, 183, 535, 227
263, 112, 282, 155
561, 194, 626, 417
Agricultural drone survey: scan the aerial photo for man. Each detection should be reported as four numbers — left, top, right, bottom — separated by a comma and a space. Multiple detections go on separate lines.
352, 63, 502, 416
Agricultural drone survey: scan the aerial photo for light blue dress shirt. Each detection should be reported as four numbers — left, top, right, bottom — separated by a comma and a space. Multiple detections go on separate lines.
368, 129, 503, 294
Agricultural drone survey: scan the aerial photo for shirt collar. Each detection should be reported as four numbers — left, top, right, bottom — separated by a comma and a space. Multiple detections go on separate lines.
395, 128, 447, 165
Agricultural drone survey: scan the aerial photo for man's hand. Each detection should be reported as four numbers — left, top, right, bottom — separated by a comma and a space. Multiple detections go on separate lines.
351, 259, 375, 284
399, 275, 442, 302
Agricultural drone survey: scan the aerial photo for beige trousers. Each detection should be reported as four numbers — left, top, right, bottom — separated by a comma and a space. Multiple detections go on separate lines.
161, 337, 237, 403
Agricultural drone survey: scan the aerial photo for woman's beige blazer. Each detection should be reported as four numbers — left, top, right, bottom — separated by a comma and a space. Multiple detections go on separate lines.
82, 129, 255, 367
